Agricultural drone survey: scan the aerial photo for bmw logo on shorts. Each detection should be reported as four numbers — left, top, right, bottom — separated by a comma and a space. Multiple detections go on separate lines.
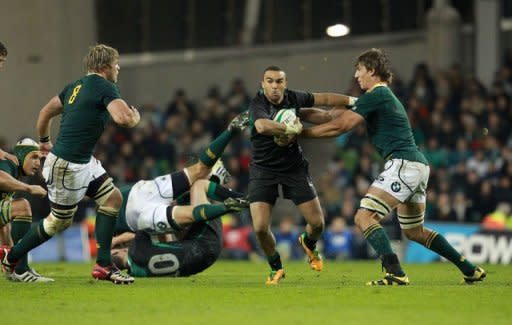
156, 222, 168, 231
391, 181, 401, 192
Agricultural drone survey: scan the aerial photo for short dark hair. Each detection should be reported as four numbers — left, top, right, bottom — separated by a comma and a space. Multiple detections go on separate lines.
356, 48, 393, 84
0, 41, 7, 57
264, 65, 284, 74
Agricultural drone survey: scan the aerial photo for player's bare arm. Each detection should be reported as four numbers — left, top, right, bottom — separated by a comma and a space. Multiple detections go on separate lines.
301, 109, 364, 138
299, 107, 345, 124
254, 117, 302, 136
107, 99, 140, 128
36, 96, 64, 153
0, 170, 47, 197
312, 93, 357, 107
112, 232, 136, 248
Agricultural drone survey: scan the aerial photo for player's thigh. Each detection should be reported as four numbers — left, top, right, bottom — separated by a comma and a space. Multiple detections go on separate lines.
248, 167, 279, 205
0, 197, 12, 225
371, 159, 428, 203
43, 153, 103, 206
397, 201, 426, 232
297, 197, 324, 227
250, 201, 273, 231
356, 187, 401, 228
280, 170, 317, 205
10, 198, 32, 216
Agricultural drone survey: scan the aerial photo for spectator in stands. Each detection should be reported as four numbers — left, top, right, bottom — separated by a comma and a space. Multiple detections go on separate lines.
323, 217, 353, 260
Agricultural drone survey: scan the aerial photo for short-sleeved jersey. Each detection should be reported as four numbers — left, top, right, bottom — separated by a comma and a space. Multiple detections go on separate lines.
52, 74, 121, 163
127, 219, 222, 277
249, 89, 315, 173
353, 85, 428, 164
0, 159, 18, 200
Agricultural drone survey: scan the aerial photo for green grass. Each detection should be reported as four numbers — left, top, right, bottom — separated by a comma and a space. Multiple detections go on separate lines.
2, 261, 511, 324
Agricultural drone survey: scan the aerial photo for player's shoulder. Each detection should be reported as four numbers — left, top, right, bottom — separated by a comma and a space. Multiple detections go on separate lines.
0, 159, 18, 176
249, 90, 266, 107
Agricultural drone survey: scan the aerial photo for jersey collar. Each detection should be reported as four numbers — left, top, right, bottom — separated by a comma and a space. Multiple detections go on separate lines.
367, 82, 388, 93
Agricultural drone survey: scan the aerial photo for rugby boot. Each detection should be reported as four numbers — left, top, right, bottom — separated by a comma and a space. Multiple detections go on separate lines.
224, 197, 250, 212
366, 273, 410, 286
0, 246, 17, 274
228, 110, 249, 132
265, 269, 285, 285
92, 263, 135, 284
463, 266, 486, 284
10, 268, 54, 283
298, 232, 323, 271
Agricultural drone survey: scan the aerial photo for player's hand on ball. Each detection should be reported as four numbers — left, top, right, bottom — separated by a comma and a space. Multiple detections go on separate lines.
274, 134, 295, 147
284, 117, 303, 135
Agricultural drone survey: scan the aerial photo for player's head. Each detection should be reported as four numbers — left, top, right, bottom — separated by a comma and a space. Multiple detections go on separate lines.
111, 247, 129, 270
14, 138, 42, 176
262, 65, 287, 104
83, 44, 120, 83
354, 48, 392, 90
0, 41, 7, 69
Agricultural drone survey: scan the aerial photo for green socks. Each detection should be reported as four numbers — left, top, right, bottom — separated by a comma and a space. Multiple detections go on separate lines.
268, 252, 283, 271
95, 212, 117, 267
207, 182, 244, 201
9, 219, 51, 263
10, 217, 32, 272
426, 231, 476, 276
192, 204, 230, 222
363, 224, 394, 256
198, 130, 233, 167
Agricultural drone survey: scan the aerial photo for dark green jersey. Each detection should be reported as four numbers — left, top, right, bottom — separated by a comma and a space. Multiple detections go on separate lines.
52, 74, 121, 163
353, 85, 428, 164
0, 159, 19, 200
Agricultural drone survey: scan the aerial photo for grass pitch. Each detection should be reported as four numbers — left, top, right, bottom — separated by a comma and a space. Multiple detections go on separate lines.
2, 261, 511, 324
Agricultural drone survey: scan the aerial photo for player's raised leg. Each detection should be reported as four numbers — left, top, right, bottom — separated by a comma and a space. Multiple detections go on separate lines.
399, 202, 486, 284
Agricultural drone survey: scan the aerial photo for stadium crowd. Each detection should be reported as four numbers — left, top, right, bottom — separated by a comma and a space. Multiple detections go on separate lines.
3, 58, 512, 261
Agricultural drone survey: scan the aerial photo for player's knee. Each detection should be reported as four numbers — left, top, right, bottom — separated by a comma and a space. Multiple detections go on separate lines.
101, 187, 123, 210
97, 203, 120, 218
402, 225, 427, 243
14, 198, 32, 216
44, 207, 76, 236
91, 176, 119, 207
191, 179, 209, 193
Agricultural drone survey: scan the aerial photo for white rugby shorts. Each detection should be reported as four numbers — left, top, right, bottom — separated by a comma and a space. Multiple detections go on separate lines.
43, 152, 107, 206
371, 159, 430, 204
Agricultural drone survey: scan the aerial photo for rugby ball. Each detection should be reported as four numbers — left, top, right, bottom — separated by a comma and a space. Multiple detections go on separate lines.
273, 109, 297, 146
273, 109, 296, 125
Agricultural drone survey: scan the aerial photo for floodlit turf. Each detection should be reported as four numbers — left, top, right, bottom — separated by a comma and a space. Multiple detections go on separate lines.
2, 261, 511, 324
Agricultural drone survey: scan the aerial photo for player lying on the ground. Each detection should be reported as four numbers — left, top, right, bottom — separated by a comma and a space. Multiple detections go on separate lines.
113, 111, 249, 238
0, 138, 53, 282
111, 183, 244, 277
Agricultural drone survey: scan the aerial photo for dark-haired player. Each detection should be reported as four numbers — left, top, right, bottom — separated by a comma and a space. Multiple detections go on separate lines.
248, 65, 356, 284
302, 48, 485, 285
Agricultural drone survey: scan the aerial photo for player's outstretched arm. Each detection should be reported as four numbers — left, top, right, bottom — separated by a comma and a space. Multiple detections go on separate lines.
107, 99, 140, 128
312, 93, 357, 108
254, 118, 302, 136
299, 106, 346, 125
301, 109, 364, 138
0, 170, 47, 197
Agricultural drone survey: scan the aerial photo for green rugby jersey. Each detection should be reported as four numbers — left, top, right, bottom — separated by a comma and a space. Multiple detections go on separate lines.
0, 159, 18, 200
352, 85, 428, 164
52, 74, 121, 163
